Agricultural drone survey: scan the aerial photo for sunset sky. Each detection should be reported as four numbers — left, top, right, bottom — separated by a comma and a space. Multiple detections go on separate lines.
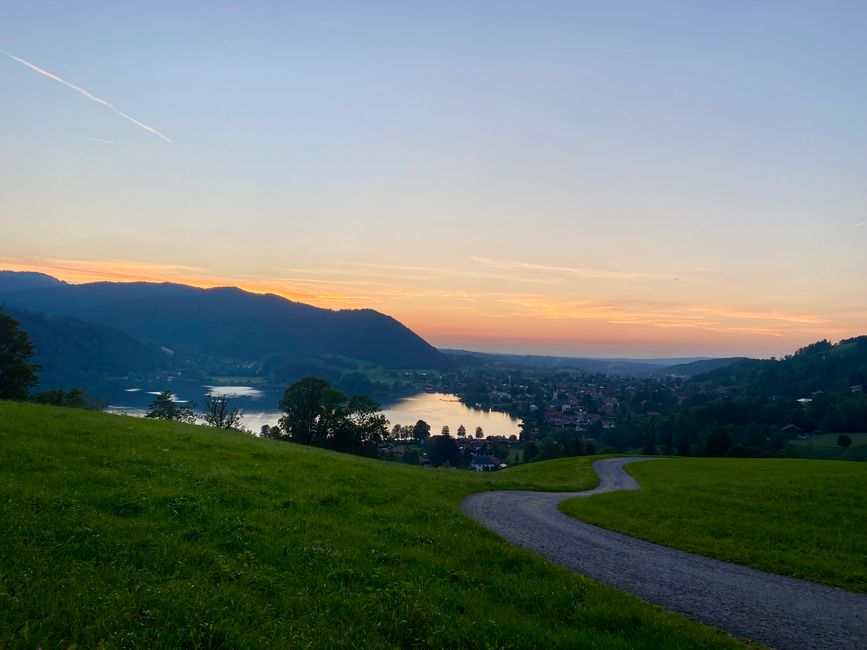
2, 2, 865, 358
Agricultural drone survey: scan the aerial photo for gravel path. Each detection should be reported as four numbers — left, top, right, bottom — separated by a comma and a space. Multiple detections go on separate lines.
462, 457, 867, 650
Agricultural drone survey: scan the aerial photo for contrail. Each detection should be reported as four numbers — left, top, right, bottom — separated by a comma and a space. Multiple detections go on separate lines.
1, 49, 172, 143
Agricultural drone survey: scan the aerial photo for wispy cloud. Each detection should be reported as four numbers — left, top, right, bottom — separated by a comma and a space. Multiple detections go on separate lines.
1, 49, 172, 143
84, 136, 115, 145
852, 222, 865, 229
469, 255, 670, 281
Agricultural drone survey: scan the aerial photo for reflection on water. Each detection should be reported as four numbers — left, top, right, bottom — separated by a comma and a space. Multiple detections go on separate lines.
382, 392, 520, 438
205, 385, 265, 399
105, 387, 520, 439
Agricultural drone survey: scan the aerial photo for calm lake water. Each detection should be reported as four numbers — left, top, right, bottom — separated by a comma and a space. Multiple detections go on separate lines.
105, 385, 521, 438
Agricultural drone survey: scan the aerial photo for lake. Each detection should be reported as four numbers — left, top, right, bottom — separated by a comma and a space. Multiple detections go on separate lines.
105, 384, 521, 438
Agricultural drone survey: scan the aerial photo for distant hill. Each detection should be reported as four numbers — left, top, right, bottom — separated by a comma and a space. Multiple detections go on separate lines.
0, 272, 449, 371
0, 270, 66, 292
6, 307, 169, 389
442, 349, 714, 377
689, 337, 867, 397
660, 357, 746, 378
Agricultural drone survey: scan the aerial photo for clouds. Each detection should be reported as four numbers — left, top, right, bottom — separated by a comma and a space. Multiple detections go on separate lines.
1, 49, 172, 143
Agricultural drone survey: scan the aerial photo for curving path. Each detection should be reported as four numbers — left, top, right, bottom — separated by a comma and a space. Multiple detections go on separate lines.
462, 457, 867, 650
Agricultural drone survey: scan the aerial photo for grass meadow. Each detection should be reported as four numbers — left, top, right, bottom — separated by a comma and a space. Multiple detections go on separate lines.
0, 401, 745, 649
787, 432, 867, 461
560, 457, 867, 593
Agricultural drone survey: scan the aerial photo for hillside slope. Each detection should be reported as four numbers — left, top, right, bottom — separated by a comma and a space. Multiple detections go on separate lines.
6, 307, 169, 388
0, 272, 448, 370
0, 401, 742, 649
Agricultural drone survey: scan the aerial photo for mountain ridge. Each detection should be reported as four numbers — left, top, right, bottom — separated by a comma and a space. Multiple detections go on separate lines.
0, 271, 450, 372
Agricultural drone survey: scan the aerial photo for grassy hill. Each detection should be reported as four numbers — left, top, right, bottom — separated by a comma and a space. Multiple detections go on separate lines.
787, 432, 867, 461
0, 402, 743, 649
560, 458, 867, 592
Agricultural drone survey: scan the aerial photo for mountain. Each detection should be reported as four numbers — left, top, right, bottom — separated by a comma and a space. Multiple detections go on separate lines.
0, 272, 449, 371
0, 270, 66, 292
6, 307, 169, 389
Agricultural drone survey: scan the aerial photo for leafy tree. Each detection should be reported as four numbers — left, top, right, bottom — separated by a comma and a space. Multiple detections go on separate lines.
279, 377, 346, 445
704, 425, 731, 456
0, 310, 39, 400
412, 419, 431, 441
524, 442, 540, 462
146, 391, 195, 423
203, 394, 242, 429
539, 437, 564, 460
474, 426, 484, 439
457, 424, 466, 438
642, 441, 657, 455
838, 434, 853, 449
335, 395, 389, 455
32, 387, 99, 410
260, 425, 281, 439
403, 448, 421, 465
278, 377, 390, 457
430, 434, 460, 467
441, 425, 450, 437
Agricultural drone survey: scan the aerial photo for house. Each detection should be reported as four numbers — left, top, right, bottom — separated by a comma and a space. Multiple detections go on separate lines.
470, 455, 505, 472
782, 424, 804, 436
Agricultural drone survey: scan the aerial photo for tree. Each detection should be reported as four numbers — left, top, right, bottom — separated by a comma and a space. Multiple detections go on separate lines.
539, 437, 564, 460
441, 425, 450, 437
474, 426, 484, 439
838, 434, 853, 449
203, 394, 243, 429
0, 310, 39, 400
412, 419, 431, 441
704, 425, 731, 456
430, 434, 460, 467
279, 376, 346, 445
261, 425, 281, 439
145, 391, 195, 423
278, 377, 389, 457
457, 424, 467, 438
336, 395, 389, 455
391, 424, 402, 440
32, 387, 98, 410
524, 442, 540, 462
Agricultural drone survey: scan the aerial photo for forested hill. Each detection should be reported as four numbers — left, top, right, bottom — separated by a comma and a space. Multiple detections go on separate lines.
690, 337, 867, 397
0, 272, 449, 371
0, 271, 65, 292
7, 308, 169, 388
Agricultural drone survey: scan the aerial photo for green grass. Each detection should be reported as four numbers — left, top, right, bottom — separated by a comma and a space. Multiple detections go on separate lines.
0, 402, 746, 649
560, 458, 867, 592
787, 433, 867, 460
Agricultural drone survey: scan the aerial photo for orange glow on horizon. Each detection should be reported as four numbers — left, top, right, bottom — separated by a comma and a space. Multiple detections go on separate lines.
2, 256, 864, 359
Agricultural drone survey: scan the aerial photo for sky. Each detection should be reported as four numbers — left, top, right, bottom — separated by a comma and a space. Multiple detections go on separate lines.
1, 1, 866, 358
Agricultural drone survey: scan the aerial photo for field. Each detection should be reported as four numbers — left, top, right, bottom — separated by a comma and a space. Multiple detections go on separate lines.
787, 432, 867, 460
560, 458, 867, 592
0, 402, 743, 649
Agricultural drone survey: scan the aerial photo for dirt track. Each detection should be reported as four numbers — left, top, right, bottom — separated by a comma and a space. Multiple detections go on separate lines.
462, 457, 867, 650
